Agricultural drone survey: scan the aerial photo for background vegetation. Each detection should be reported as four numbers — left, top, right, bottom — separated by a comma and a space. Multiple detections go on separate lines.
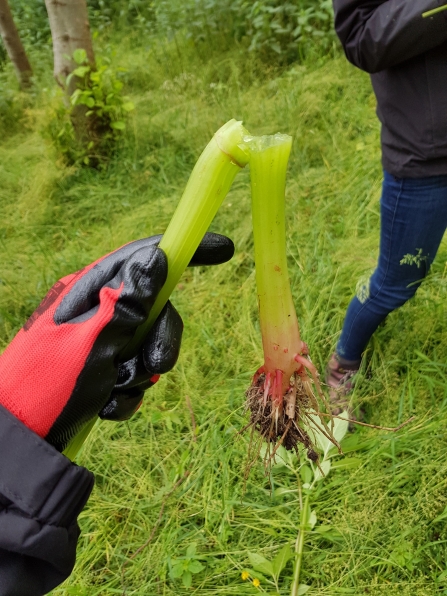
0, 1, 446, 594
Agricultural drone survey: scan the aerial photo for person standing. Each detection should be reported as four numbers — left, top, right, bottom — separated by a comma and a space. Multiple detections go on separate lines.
326, 0, 447, 405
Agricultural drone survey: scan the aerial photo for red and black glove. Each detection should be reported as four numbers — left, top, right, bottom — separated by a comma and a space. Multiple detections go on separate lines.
0, 233, 233, 452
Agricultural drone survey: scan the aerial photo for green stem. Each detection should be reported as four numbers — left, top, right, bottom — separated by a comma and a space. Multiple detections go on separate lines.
63, 119, 249, 461
122, 119, 250, 359
422, 4, 447, 17
246, 134, 303, 397
291, 492, 309, 596
62, 417, 97, 460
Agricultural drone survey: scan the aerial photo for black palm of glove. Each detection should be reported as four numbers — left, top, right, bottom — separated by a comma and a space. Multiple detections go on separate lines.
0, 233, 233, 452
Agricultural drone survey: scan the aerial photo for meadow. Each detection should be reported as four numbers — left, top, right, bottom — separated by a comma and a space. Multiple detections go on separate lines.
0, 26, 446, 596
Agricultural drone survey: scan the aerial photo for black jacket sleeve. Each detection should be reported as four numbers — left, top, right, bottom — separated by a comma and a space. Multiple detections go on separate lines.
0, 405, 94, 596
333, 0, 447, 73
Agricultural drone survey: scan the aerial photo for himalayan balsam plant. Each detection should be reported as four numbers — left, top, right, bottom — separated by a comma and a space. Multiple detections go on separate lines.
244, 134, 337, 464
64, 120, 335, 462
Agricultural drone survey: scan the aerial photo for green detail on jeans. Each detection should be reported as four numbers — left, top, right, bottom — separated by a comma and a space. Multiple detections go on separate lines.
400, 248, 428, 268
356, 274, 371, 304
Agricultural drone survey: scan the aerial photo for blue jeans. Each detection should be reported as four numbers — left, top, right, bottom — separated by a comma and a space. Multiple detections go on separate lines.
337, 170, 447, 362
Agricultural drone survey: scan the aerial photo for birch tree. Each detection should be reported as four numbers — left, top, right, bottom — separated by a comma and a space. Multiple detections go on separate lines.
0, 0, 33, 89
44, 0, 95, 141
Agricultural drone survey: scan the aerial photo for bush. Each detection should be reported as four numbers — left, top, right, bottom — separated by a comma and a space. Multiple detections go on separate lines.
3, 0, 334, 66
8, 0, 51, 50
47, 50, 134, 167
152, 0, 335, 63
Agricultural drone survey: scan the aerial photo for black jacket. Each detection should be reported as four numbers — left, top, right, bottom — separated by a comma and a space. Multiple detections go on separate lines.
333, 0, 447, 178
0, 405, 94, 596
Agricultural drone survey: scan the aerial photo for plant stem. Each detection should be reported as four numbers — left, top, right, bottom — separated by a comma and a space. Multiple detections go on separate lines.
291, 492, 309, 596
246, 133, 303, 397
422, 4, 447, 17
62, 417, 97, 460
122, 119, 250, 359
63, 119, 250, 461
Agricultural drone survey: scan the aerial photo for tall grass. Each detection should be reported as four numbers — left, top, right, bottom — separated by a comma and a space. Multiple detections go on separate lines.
0, 33, 445, 595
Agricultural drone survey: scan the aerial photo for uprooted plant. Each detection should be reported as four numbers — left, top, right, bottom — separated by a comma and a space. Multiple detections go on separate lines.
243, 133, 339, 470
63, 120, 339, 465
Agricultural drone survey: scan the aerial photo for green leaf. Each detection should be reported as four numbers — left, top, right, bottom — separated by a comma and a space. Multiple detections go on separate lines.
73, 48, 87, 65
122, 101, 135, 112
72, 66, 90, 78
170, 563, 184, 579
271, 543, 293, 578
308, 510, 317, 530
189, 560, 204, 574
437, 569, 447, 581
186, 542, 197, 558
307, 411, 349, 457
170, 412, 182, 425
111, 121, 126, 130
300, 464, 313, 485
150, 411, 162, 424
332, 457, 362, 470
70, 89, 81, 104
247, 552, 274, 577
182, 570, 192, 588
313, 459, 331, 482
297, 585, 310, 595
273, 487, 295, 497
332, 413, 349, 444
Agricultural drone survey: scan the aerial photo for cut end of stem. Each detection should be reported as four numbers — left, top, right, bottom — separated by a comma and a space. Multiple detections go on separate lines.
243, 132, 292, 153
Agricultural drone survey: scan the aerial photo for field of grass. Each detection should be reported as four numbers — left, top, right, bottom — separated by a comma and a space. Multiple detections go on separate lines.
0, 32, 446, 596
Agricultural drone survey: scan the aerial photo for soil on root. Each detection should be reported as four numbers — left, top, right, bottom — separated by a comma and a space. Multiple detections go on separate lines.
245, 372, 322, 465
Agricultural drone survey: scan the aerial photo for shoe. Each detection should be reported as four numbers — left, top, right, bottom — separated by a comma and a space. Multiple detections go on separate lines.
325, 353, 360, 416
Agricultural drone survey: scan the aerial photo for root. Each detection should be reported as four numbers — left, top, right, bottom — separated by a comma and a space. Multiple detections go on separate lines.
245, 371, 326, 469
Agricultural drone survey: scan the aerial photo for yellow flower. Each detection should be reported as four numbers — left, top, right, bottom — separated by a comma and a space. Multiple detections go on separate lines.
241, 571, 250, 581
253, 578, 261, 587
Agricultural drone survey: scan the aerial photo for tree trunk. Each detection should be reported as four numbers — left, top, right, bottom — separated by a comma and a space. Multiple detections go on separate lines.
44, 0, 96, 143
0, 0, 33, 89
44, 0, 95, 92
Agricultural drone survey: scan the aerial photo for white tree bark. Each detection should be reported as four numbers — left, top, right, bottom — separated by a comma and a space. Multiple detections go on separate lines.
45, 0, 96, 145
44, 0, 95, 94
0, 0, 33, 89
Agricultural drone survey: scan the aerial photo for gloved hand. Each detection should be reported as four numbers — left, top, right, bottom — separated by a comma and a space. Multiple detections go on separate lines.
0, 233, 233, 452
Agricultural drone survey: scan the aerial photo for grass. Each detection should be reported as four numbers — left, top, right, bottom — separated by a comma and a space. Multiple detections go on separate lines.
0, 31, 446, 596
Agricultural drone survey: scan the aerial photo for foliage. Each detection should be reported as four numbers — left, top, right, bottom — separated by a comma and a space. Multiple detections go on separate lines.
169, 543, 206, 588
48, 49, 134, 166
0, 72, 29, 136
7, 0, 50, 50
141, 0, 335, 64
0, 36, 446, 595
2, 0, 334, 66
245, 543, 294, 591
152, 0, 335, 63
